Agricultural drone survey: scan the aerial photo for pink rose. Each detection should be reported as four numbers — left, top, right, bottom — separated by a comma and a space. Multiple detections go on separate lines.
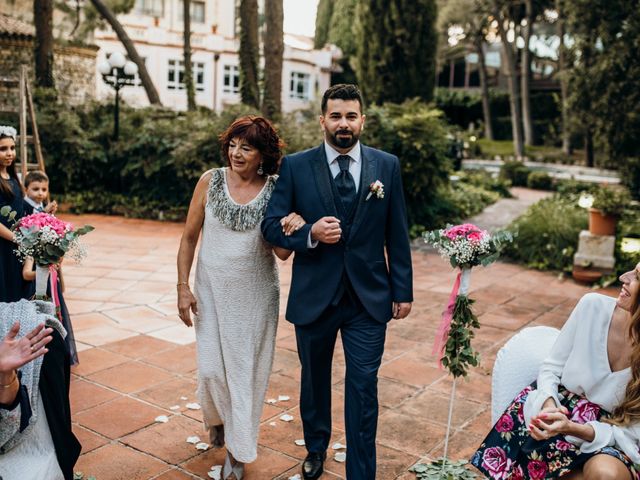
482, 447, 511, 479
555, 439, 573, 451
570, 399, 600, 424
495, 413, 514, 433
527, 459, 547, 480
510, 465, 525, 480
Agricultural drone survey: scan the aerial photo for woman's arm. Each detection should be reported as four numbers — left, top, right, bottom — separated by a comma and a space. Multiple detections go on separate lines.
272, 212, 307, 260
176, 172, 210, 327
22, 256, 35, 281
0, 223, 15, 242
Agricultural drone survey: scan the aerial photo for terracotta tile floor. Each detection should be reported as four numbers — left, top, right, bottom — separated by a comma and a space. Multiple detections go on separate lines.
58, 214, 617, 480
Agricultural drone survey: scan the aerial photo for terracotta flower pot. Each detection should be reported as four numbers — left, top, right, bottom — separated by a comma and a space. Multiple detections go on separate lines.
588, 208, 617, 236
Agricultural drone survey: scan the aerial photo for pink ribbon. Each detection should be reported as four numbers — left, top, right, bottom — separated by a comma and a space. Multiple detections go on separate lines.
49, 265, 62, 321
432, 270, 462, 367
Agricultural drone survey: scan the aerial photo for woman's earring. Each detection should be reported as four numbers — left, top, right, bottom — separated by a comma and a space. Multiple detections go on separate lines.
257, 162, 264, 176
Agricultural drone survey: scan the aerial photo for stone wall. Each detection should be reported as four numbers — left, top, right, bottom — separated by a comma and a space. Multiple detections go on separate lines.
0, 37, 98, 111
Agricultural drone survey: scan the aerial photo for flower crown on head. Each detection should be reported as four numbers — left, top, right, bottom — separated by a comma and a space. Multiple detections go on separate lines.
0, 126, 17, 140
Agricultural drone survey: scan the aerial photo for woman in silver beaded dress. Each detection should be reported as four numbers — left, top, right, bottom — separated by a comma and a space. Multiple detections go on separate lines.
177, 116, 304, 480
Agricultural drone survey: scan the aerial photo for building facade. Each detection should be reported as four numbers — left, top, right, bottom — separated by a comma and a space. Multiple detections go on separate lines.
94, 0, 337, 111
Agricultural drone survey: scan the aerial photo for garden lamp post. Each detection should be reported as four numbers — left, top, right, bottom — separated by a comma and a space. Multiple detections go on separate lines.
97, 52, 138, 140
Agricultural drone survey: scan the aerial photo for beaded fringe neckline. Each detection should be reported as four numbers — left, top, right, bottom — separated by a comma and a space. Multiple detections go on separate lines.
207, 168, 276, 231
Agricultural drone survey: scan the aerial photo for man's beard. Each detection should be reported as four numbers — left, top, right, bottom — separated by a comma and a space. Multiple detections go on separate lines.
329, 129, 359, 149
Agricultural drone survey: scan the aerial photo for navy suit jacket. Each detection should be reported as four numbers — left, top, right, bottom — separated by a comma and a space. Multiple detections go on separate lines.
261, 143, 413, 326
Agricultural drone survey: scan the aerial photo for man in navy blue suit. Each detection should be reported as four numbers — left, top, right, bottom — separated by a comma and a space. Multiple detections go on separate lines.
262, 84, 413, 480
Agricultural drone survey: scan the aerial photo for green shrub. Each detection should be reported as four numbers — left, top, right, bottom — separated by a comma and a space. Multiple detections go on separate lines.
504, 194, 588, 271
591, 185, 631, 217
362, 99, 453, 228
456, 169, 513, 198
526, 171, 554, 190
36, 96, 459, 229
555, 179, 592, 195
499, 161, 531, 187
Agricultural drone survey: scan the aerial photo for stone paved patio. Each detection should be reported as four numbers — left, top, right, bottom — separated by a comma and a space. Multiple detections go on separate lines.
59, 213, 617, 480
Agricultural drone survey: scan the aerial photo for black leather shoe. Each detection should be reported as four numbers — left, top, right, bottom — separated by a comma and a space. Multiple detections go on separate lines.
302, 451, 326, 479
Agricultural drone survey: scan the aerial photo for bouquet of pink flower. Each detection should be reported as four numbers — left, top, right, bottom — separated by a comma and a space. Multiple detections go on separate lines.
424, 223, 513, 270
1, 209, 94, 266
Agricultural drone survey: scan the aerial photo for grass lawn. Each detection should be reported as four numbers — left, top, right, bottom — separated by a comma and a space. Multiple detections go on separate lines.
476, 139, 585, 164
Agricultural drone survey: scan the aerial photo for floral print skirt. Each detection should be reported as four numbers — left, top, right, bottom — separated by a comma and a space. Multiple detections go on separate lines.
470, 383, 640, 479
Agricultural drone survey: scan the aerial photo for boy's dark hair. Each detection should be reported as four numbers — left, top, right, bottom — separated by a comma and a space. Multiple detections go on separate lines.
24, 170, 49, 187
321, 84, 364, 114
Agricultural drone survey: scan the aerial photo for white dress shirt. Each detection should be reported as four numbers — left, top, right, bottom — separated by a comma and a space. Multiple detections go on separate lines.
24, 196, 44, 212
324, 141, 362, 192
523, 293, 640, 463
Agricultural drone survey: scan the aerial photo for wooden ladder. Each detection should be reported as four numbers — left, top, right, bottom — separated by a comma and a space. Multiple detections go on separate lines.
0, 65, 46, 179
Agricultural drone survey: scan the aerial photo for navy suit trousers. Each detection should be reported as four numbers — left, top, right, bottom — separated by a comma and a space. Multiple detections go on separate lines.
295, 292, 387, 480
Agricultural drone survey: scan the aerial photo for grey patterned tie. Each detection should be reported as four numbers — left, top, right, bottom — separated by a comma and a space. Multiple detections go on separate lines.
335, 155, 356, 212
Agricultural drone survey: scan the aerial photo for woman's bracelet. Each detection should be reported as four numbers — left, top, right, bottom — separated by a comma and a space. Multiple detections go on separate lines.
176, 281, 189, 288
0, 371, 18, 388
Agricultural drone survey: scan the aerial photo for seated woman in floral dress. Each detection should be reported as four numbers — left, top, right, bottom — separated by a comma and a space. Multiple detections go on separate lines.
472, 262, 640, 480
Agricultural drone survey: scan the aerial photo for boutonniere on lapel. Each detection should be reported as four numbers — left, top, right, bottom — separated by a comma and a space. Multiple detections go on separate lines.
366, 180, 385, 201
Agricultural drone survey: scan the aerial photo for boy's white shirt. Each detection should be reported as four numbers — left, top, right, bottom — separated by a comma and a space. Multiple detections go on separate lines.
24, 196, 44, 211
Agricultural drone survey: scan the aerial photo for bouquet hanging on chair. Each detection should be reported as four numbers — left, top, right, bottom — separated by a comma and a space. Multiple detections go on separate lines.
1, 207, 94, 298
424, 223, 513, 377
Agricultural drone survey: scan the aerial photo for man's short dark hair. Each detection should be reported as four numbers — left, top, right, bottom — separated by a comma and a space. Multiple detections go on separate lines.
321, 84, 364, 114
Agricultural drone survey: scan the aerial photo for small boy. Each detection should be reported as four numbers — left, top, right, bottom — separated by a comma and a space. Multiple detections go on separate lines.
23, 170, 57, 215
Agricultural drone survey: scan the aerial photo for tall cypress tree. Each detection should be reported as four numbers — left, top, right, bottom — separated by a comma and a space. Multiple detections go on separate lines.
314, 0, 334, 49
356, 0, 438, 104
239, 0, 260, 108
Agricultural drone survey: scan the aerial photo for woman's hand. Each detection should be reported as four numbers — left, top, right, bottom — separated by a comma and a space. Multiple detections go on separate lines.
0, 322, 53, 373
281, 212, 306, 236
177, 285, 198, 327
529, 407, 571, 440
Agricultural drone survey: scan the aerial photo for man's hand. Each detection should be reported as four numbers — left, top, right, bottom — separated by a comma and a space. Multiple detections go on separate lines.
311, 216, 341, 244
393, 302, 412, 319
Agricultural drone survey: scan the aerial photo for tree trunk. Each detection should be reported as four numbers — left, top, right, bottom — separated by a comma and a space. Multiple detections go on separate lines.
89, 0, 162, 105
34, 0, 55, 88
493, 3, 524, 158
449, 59, 455, 88
262, 0, 283, 119
475, 39, 493, 140
556, 0, 571, 154
584, 127, 594, 167
239, 0, 260, 108
183, 0, 196, 110
521, 0, 534, 146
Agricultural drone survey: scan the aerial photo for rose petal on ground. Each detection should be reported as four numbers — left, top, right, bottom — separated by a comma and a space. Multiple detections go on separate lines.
332, 442, 346, 450
154, 415, 169, 423
266, 398, 277, 404
169, 405, 180, 410
269, 422, 276, 426
279, 414, 294, 422
208, 465, 222, 479
180, 396, 188, 400
288, 475, 301, 480
294, 439, 305, 446
334, 452, 347, 463
278, 395, 290, 402
186, 436, 200, 444
196, 442, 210, 450
186, 402, 201, 410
